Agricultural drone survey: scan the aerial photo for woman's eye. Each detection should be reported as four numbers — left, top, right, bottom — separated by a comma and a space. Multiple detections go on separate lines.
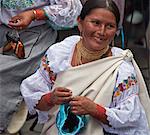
106, 24, 115, 29
91, 20, 100, 26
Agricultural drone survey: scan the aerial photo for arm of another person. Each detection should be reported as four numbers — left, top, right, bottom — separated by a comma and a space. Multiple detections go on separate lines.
8, 0, 82, 30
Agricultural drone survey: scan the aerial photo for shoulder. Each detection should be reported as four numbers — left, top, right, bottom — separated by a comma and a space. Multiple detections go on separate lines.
46, 35, 80, 57
111, 47, 124, 56
112, 47, 136, 84
43, 35, 80, 72
112, 47, 135, 72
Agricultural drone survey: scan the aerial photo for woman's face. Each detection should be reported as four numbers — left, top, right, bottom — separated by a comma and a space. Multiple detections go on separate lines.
78, 8, 117, 51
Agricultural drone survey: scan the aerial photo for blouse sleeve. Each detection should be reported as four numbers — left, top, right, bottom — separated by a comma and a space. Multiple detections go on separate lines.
43, 0, 82, 29
20, 53, 56, 123
102, 61, 150, 134
20, 36, 78, 123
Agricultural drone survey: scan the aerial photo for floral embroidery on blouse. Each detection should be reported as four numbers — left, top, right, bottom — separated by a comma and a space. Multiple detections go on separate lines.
113, 74, 137, 98
41, 54, 56, 85
2, 0, 34, 9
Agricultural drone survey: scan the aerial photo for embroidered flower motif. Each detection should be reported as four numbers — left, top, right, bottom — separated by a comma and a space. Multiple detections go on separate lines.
50, 74, 56, 84
114, 90, 121, 97
41, 54, 56, 84
113, 74, 137, 98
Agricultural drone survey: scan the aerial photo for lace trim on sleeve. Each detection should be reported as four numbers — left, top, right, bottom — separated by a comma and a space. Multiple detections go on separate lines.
43, 0, 82, 29
103, 95, 150, 134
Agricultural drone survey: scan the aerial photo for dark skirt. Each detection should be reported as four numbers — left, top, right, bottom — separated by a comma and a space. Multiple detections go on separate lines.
0, 23, 57, 131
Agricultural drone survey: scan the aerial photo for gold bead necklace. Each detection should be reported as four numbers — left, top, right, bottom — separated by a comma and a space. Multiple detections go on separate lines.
74, 39, 109, 65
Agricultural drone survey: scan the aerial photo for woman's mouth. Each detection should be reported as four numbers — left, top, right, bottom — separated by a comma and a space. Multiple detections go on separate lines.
94, 37, 105, 43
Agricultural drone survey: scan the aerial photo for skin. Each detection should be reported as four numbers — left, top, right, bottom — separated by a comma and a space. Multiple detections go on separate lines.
37, 8, 118, 125
78, 8, 117, 52
36, 87, 72, 111
8, 9, 46, 29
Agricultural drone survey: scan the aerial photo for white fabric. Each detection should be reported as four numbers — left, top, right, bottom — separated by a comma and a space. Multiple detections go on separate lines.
7, 101, 28, 134
21, 36, 150, 134
0, 0, 82, 29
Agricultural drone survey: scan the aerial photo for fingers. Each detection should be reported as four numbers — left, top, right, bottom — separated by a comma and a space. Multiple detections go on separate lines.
69, 99, 79, 106
69, 96, 91, 115
56, 97, 72, 105
70, 105, 86, 115
54, 87, 72, 97
9, 16, 20, 22
55, 87, 72, 92
8, 11, 35, 29
69, 97, 81, 114
52, 87, 73, 105
8, 18, 21, 26
8, 19, 24, 30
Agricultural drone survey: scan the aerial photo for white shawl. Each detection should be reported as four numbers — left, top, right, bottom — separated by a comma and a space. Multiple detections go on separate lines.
41, 49, 150, 135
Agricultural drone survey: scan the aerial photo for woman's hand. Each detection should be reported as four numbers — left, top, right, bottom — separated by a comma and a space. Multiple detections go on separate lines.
36, 87, 72, 111
70, 96, 108, 124
50, 87, 73, 105
8, 10, 35, 29
69, 96, 97, 115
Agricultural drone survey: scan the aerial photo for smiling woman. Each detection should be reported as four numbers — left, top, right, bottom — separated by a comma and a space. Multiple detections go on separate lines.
78, 8, 117, 52
20, 0, 150, 135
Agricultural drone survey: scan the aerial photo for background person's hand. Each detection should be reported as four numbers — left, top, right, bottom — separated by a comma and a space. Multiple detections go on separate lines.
69, 96, 97, 115
50, 87, 73, 105
8, 10, 34, 29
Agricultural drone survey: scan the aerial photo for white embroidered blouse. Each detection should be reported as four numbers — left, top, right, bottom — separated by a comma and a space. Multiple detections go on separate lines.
21, 36, 150, 134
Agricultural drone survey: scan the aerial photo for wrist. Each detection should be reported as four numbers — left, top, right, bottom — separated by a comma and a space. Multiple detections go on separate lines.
91, 104, 108, 124
43, 92, 54, 107
96, 104, 106, 117
32, 9, 46, 20
32, 9, 36, 20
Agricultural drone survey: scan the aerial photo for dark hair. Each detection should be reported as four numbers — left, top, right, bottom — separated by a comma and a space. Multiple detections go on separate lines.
79, 0, 120, 27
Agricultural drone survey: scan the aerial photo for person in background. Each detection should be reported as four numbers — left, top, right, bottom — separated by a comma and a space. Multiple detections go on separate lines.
21, 0, 150, 134
125, 0, 149, 45
0, 0, 82, 133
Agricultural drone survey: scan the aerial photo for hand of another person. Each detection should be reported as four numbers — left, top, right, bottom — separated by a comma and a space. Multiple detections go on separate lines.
8, 10, 34, 29
50, 87, 73, 105
69, 96, 97, 115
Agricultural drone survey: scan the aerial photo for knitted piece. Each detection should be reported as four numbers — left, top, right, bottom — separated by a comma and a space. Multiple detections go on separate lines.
56, 104, 87, 135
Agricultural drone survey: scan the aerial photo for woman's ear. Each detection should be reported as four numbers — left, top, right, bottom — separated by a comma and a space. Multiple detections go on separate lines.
77, 16, 83, 34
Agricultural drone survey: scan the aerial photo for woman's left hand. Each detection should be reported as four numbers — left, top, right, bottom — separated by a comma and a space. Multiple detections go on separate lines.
69, 96, 97, 115
8, 10, 34, 29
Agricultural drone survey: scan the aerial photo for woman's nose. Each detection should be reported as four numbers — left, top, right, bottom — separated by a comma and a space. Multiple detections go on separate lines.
99, 24, 106, 36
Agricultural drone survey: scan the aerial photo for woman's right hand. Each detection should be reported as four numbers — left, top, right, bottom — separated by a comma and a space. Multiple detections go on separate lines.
8, 10, 35, 29
50, 87, 73, 105
36, 87, 72, 111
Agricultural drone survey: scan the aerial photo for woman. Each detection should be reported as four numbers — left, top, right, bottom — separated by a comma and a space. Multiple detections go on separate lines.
0, 0, 82, 132
21, 0, 150, 134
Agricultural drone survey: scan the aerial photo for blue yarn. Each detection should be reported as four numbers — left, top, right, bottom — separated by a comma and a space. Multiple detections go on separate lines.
120, 26, 125, 49
56, 104, 87, 135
